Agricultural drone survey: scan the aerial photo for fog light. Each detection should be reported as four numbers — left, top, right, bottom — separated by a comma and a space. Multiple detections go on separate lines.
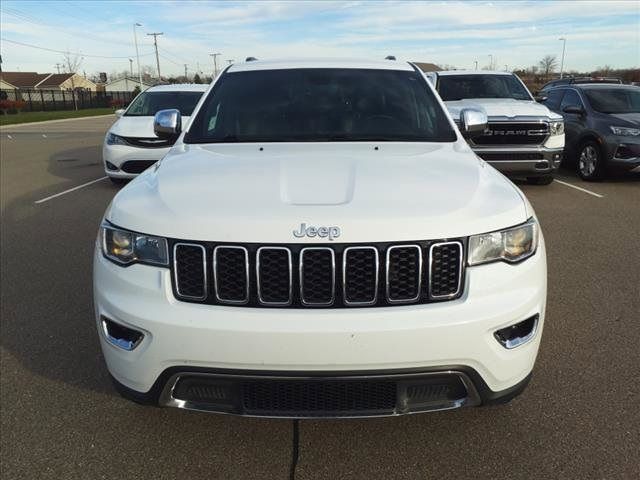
105, 161, 119, 171
494, 315, 538, 349
101, 316, 144, 351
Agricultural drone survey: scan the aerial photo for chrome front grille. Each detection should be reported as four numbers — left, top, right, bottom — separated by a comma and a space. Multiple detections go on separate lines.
172, 240, 465, 308
472, 122, 549, 146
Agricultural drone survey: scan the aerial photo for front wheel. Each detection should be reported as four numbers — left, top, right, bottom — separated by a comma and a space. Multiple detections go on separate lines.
527, 175, 554, 185
577, 141, 605, 181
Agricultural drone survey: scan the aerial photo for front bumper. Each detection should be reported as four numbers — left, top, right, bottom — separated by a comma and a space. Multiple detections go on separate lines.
605, 138, 640, 173
103, 142, 170, 179
94, 237, 547, 416
474, 146, 563, 176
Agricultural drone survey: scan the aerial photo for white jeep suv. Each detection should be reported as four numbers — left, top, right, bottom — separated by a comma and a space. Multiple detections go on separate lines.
94, 59, 547, 418
103, 83, 207, 183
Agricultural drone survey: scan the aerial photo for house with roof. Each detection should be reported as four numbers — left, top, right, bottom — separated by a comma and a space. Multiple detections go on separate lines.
0, 72, 97, 91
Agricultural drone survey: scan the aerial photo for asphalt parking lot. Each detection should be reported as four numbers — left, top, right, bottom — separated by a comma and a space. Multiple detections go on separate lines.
1, 115, 638, 480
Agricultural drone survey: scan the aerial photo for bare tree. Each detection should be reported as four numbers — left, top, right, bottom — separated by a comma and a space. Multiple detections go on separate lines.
538, 55, 558, 81
594, 65, 613, 76
62, 51, 83, 110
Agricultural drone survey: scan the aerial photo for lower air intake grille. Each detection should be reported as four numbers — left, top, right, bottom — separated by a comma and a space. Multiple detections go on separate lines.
242, 380, 397, 416
120, 160, 157, 173
171, 240, 465, 308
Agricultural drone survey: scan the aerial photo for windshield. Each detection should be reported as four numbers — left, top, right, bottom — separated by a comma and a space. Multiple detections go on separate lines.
125, 91, 203, 116
584, 88, 640, 114
185, 68, 456, 143
437, 74, 532, 101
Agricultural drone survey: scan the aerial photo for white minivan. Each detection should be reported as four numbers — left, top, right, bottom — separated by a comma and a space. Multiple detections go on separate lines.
102, 84, 208, 183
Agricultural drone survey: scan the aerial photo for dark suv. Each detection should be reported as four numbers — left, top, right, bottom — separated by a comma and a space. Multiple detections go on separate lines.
540, 83, 640, 180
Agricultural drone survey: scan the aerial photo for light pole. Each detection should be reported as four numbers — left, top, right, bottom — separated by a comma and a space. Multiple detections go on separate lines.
488, 54, 493, 70
129, 58, 133, 77
474, 60, 478, 70
504, 64, 508, 72
133, 23, 143, 89
210, 52, 221, 78
559, 37, 567, 79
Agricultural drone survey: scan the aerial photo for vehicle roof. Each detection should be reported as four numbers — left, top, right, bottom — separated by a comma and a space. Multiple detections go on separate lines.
436, 70, 513, 76
227, 58, 415, 73
145, 83, 209, 92
549, 83, 638, 91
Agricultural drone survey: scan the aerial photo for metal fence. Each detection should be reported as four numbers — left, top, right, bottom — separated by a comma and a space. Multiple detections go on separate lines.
0, 89, 137, 112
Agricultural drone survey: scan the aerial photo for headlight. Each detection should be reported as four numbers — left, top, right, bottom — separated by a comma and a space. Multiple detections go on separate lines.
468, 218, 539, 266
549, 121, 564, 135
610, 126, 640, 136
106, 132, 128, 146
101, 223, 168, 266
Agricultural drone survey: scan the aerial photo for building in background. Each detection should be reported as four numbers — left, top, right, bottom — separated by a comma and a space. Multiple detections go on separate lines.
104, 76, 151, 92
0, 71, 96, 91
413, 62, 442, 73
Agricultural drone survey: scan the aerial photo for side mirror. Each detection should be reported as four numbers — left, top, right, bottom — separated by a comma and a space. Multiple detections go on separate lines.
562, 105, 584, 115
154, 109, 182, 140
459, 108, 488, 138
115, 109, 125, 118
534, 95, 548, 103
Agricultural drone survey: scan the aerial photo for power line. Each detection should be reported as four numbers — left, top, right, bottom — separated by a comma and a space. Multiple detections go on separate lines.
1, 37, 155, 59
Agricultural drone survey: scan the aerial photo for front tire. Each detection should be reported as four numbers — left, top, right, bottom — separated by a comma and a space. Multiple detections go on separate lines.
527, 175, 554, 185
577, 140, 605, 181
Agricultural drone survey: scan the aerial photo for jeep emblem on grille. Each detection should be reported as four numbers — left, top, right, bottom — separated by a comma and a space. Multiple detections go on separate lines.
293, 223, 341, 241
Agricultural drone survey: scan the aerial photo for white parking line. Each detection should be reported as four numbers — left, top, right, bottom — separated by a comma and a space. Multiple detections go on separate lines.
554, 179, 604, 198
34, 176, 108, 204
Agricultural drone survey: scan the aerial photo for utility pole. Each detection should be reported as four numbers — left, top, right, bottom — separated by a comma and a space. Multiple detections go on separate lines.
147, 32, 164, 80
474, 60, 478, 70
210, 52, 221, 78
184, 64, 188, 79
488, 54, 493, 70
54, 63, 62, 74
559, 37, 567, 79
129, 59, 134, 77
133, 23, 143, 88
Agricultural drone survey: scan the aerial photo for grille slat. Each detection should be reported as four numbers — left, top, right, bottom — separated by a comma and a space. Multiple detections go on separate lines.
386, 245, 422, 303
429, 242, 463, 299
343, 247, 379, 306
300, 248, 335, 306
172, 241, 463, 308
257, 247, 292, 305
173, 243, 207, 300
214, 246, 249, 304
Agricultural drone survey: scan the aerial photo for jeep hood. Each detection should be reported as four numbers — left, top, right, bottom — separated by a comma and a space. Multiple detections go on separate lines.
445, 98, 562, 121
106, 142, 529, 243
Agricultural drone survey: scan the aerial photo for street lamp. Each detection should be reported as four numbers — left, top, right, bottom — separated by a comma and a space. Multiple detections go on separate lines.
133, 23, 143, 89
559, 37, 567, 79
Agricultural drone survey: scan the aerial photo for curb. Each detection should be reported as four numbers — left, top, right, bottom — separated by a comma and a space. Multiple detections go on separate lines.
0, 113, 115, 129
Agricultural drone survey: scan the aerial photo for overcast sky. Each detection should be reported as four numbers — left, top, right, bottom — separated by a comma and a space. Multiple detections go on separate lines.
1, 0, 638, 78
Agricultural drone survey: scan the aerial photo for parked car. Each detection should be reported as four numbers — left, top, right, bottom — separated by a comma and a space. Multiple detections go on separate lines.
103, 84, 208, 183
427, 70, 564, 185
540, 83, 640, 180
94, 59, 547, 418
539, 77, 622, 92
